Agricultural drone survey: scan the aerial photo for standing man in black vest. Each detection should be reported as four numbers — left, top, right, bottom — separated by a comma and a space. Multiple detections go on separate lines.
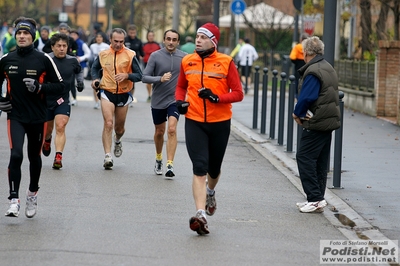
292, 36, 341, 213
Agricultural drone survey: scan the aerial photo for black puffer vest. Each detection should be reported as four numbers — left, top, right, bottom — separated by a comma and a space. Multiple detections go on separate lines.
298, 55, 341, 131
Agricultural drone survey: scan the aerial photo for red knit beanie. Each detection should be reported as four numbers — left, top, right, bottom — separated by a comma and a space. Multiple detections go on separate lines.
197, 23, 220, 48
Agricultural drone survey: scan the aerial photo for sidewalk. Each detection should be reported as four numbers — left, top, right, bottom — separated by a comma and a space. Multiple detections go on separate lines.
231, 88, 400, 242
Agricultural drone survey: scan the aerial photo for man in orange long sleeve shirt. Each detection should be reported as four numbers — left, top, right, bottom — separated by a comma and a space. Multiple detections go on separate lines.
175, 23, 244, 235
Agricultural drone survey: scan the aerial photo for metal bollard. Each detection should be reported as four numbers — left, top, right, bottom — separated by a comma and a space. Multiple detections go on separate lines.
286, 75, 296, 152
252, 66, 260, 129
331, 91, 345, 189
260, 68, 269, 134
277, 72, 287, 145
269, 70, 278, 139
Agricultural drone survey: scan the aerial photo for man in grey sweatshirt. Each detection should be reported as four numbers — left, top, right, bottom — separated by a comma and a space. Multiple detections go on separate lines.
142, 29, 186, 179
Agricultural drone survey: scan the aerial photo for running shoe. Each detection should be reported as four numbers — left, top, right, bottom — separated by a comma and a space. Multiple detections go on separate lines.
189, 210, 209, 235
103, 154, 113, 170
206, 192, 217, 216
94, 102, 100, 109
42, 139, 51, 157
154, 159, 162, 175
5, 198, 20, 217
165, 164, 175, 178
299, 200, 327, 213
114, 140, 123, 157
147, 96, 151, 103
52, 153, 63, 169
25, 189, 38, 218
71, 99, 77, 106
296, 201, 308, 209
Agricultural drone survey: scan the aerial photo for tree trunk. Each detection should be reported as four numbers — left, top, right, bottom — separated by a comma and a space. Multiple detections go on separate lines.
359, 0, 373, 57
376, 0, 390, 40
393, 1, 400, 40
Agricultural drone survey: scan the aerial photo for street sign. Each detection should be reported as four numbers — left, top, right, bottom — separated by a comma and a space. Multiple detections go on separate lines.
293, 0, 303, 11
231, 0, 247, 15
58, 12, 68, 22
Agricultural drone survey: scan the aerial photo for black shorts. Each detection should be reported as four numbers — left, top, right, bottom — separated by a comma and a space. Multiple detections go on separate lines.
46, 102, 71, 121
151, 103, 180, 125
100, 90, 133, 107
184, 118, 231, 178
240, 65, 252, 77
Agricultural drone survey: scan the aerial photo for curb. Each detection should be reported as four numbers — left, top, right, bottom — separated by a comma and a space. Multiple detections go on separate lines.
231, 118, 396, 258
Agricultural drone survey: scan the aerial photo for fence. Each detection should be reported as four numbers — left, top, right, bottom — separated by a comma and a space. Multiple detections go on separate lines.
334, 60, 375, 93
257, 50, 290, 72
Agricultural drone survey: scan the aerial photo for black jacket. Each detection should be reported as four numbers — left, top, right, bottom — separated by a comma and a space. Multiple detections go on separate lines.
0, 45, 64, 123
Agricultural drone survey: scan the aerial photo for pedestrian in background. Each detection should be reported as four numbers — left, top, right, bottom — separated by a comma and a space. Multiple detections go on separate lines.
290, 33, 309, 98
142, 30, 161, 102
125, 24, 144, 105
43, 23, 77, 56
70, 29, 91, 106
34, 26, 51, 53
91, 28, 142, 170
293, 36, 341, 213
180, 36, 195, 54
229, 37, 244, 64
142, 29, 185, 179
238, 38, 258, 87
175, 23, 244, 235
42, 33, 82, 169
1, 25, 16, 54
88, 33, 109, 109
0, 17, 64, 218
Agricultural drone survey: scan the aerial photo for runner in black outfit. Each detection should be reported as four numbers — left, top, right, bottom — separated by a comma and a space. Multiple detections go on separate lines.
0, 17, 64, 218
42, 33, 83, 169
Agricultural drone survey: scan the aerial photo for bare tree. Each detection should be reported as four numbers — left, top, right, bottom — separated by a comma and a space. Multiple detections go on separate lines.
73, 0, 83, 26
376, 0, 391, 40
179, 0, 199, 36
359, 0, 373, 57
241, 2, 293, 51
382, 0, 400, 40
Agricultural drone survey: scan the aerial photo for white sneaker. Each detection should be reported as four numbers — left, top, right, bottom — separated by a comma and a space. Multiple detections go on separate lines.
71, 99, 77, 106
94, 102, 100, 109
114, 139, 123, 158
154, 160, 162, 175
5, 198, 20, 217
103, 154, 113, 169
165, 164, 175, 179
299, 200, 327, 213
296, 201, 308, 209
25, 189, 38, 218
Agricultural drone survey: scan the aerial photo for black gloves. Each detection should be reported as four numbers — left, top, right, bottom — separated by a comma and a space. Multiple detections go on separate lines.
92, 80, 100, 90
0, 97, 12, 113
76, 81, 84, 92
23, 78, 41, 93
198, 88, 219, 103
176, 100, 190, 114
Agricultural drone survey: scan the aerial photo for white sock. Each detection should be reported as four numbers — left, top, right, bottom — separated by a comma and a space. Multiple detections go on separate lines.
197, 209, 206, 217
206, 186, 215, 196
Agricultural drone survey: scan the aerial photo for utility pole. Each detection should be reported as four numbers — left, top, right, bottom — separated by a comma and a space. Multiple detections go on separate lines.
129, 0, 135, 24
173, 0, 180, 30
323, 0, 337, 66
213, 0, 220, 27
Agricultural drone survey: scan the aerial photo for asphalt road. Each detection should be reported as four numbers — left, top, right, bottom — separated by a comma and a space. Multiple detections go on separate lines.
0, 81, 381, 265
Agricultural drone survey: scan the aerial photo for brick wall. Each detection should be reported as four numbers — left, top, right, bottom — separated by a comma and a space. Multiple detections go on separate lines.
376, 41, 400, 122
